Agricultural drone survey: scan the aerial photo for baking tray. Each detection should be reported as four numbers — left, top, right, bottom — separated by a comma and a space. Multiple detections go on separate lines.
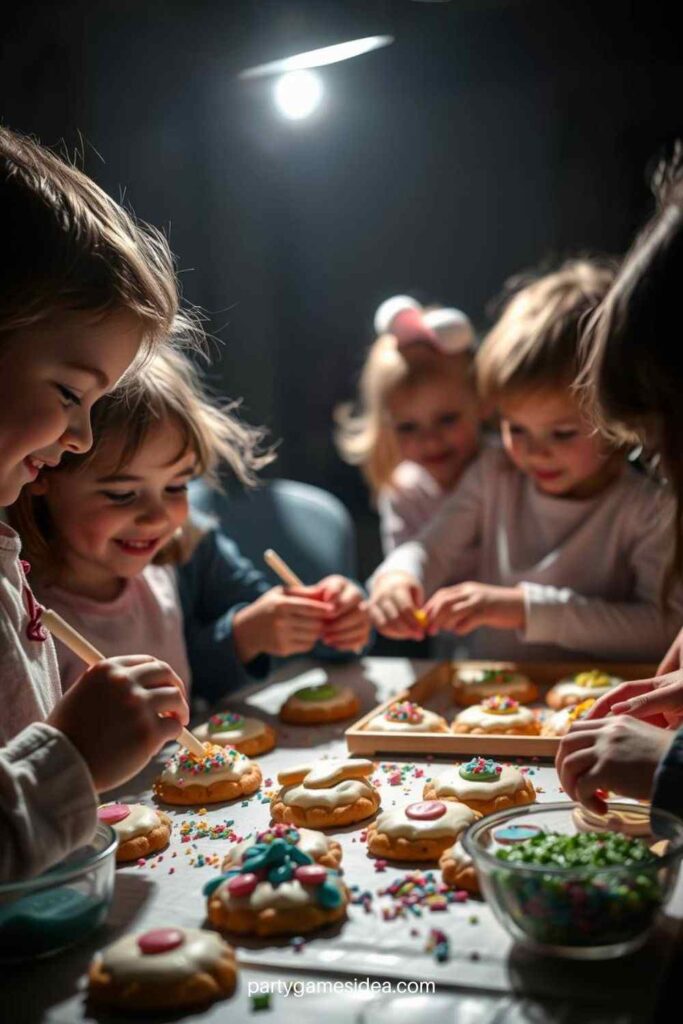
345, 659, 656, 758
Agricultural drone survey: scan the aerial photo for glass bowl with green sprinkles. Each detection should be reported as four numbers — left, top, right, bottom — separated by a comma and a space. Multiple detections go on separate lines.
461, 801, 683, 959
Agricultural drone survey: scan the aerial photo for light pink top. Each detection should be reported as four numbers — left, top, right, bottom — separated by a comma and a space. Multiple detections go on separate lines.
377, 462, 449, 555
34, 564, 191, 693
372, 448, 683, 661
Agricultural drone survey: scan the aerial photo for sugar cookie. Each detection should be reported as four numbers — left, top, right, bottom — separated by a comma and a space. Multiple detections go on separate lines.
546, 669, 623, 710
367, 800, 479, 862
194, 712, 276, 757
153, 743, 262, 805
424, 757, 536, 815
572, 804, 652, 837
221, 823, 342, 872
540, 697, 596, 737
279, 683, 360, 724
98, 803, 171, 863
88, 927, 237, 1011
439, 840, 479, 894
451, 663, 538, 706
206, 838, 348, 936
271, 758, 380, 828
452, 695, 540, 736
366, 700, 449, 733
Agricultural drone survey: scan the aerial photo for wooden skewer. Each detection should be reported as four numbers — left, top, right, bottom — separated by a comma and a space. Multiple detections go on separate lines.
41, 608, 206, 758
263, 548, 304, 588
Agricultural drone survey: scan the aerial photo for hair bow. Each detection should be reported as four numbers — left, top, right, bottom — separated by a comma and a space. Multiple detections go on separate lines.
374, 295, 474, 355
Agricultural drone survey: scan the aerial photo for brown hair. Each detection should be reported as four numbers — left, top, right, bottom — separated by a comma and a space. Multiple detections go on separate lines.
579, 150, 683, 583
476, 259, 616, 403
10, 345, 274, 577
0, 125, 195, 352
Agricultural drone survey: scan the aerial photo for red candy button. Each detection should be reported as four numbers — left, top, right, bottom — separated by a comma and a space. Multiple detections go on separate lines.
405, 801, 447, 821
137, 928, 184, 955
227, 872, 259, 897
294, 864, 327, 886
97, 803, 131, 825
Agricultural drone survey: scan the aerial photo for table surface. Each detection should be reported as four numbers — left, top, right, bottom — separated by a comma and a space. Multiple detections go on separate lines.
4, 657, 679, 1024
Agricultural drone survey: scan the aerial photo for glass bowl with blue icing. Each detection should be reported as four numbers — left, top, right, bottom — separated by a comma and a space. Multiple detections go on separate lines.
0, 822, 117, 962
462, 801, 683, 959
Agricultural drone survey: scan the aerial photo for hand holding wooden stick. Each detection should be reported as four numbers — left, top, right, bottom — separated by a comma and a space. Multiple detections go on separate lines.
264, 548, 304, 588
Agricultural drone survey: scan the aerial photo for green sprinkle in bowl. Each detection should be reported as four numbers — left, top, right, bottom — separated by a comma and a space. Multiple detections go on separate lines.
0, 822, 117, 962
462, 801, 683, 959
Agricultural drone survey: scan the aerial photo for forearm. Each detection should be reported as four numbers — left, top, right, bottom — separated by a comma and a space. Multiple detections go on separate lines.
651, 728, 683, 818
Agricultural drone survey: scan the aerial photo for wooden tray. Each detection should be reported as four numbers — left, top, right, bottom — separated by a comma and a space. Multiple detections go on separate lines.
345, 659, 656, 759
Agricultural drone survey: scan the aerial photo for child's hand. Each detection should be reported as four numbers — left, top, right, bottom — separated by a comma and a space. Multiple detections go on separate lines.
233, 587, 334, 661
555, 716, 675, 813
304, 575, 371, 652
586, 670, 683, 729
369, 573, 425, 639
658, 626, 683, 675
48, 655, 189, 792
422, 582, 525, 635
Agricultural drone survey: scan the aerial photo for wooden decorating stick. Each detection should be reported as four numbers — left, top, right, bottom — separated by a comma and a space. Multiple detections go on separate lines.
263, 548, 304, 588
41, 608, 206, 758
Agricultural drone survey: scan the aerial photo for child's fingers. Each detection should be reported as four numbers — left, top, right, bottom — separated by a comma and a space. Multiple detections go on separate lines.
584, 680, 653, 719
557, 748, 596, 801
574, 768, 610, 814
657, 643, 682, 675
555, 723, 602, 773
145, 686, 190, 724
611, 686, 683, 720
283, 596, 336, 618
129, 660, 188, 698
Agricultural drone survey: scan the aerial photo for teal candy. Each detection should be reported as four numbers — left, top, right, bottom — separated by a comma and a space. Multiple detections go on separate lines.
289, 846, 313, 865
316, 879, 342, 909
203, 873, 235, 897
269, 863, 294, 886
265, 839, 289, 865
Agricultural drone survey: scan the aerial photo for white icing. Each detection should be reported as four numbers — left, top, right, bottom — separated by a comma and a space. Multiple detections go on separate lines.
551, 677, 621, 701
541, 707, 573, 735
219, 876, 344, 912
281, 778, 376, 809
160, 747, 252, 785
279, 758, 374, 789
572, 805, 651, 837
368, 708, 446, 733
456, 667, 528, 688
102, 803, 163, 843
432, 764, 525, 801
222, 828, 331, 869
194, 717, 266, 745
374, 802, 476, 840
97, 929, 229, 982
454, 704, 535, 732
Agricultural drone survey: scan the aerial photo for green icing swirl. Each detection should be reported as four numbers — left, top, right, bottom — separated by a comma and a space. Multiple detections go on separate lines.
295, 684, 338, 702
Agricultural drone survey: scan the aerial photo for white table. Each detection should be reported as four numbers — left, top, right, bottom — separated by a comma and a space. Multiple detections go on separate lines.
4, 658, 679, 1024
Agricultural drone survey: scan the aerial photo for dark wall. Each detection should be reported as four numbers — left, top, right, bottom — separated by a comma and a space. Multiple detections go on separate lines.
2, 0, 682, 576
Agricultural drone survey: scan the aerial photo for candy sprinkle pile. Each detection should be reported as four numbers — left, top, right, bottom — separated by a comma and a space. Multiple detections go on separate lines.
385, 700, 424, 725
376, 871, 468, 918
179, 818, 240, 842
175, 744, 242, 777
459, 756, 502, 782
481, 694, 519, 715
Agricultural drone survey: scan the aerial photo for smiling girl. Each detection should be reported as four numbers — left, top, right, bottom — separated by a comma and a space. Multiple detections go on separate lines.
368, 260, 683, 660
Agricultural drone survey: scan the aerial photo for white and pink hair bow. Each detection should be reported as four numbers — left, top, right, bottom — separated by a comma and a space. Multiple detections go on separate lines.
374, 295, 474, 354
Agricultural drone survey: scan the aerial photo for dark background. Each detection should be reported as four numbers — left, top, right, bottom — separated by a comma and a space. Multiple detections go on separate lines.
2, 0, 682, 577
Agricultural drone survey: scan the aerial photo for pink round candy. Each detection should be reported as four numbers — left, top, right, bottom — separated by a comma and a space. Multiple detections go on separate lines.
294, 864, 327, 886
137, 928, 184, 955
227, 872, 259, 897
98, 803, 131, 825
405, 800, 447, 821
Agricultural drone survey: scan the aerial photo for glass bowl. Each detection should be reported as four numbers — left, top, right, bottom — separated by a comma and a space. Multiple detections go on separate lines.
0, 822, 117, 962
461, 801, 683, 959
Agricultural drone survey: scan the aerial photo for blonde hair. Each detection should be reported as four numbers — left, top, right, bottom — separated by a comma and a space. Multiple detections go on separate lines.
0, 125, 199, 353
335, 336, 474, 496
476, 259, 616, 403
11, 345, 274, 576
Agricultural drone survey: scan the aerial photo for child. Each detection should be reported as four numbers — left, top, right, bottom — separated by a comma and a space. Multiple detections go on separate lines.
369, 260, 683, 661
335, 295, 479, 554
0, 126, 190, 879
11, 348, 372, 702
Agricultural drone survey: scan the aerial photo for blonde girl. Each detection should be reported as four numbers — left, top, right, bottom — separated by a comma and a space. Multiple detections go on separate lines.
335, 295, 479, 554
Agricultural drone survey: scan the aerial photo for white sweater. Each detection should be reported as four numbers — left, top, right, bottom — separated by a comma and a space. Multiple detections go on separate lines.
0, 523, 97, 880
371, 448, 683, 662
377, 462, 450, 555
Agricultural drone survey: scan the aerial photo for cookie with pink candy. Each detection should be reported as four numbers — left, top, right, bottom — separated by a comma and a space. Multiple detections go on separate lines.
194, 711, 276, 757
366, 799, 479, 862
366, 700, 449, 733
98, 802, 172, 864
153, 743, 262, 805
452, 694, 540, 736
423, 756, 536, 816
88, 927, 237, 1012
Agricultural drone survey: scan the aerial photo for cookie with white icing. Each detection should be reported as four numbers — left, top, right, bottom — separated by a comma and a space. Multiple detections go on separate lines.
424, 757, 536, 816
88, 927, 237, 1011
572, 803, 652, 837
279, 683, 360, 724
541, 697, 596, 736
451, 662, 538, 706
439, 840, 479, 894
206, 837, 348, 936
221, 823, 342, 872
366, 700, 448, 733
194, 711, 276, 757
546, 669, 623, 710
153, 743, 262, 805
271, 758, 380, 828
366, 800, 479, 861
452, 695, 540, 736
98, 802, 171, 863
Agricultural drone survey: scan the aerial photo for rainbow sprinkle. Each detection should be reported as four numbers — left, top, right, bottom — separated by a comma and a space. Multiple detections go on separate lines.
385, 700, 424, 725
481, 694, 519, 715
459, 756, 502, 782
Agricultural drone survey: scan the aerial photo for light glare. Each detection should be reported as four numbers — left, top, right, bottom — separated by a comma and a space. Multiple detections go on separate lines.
274, 70, 323, 120
240, 35, 393, 79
